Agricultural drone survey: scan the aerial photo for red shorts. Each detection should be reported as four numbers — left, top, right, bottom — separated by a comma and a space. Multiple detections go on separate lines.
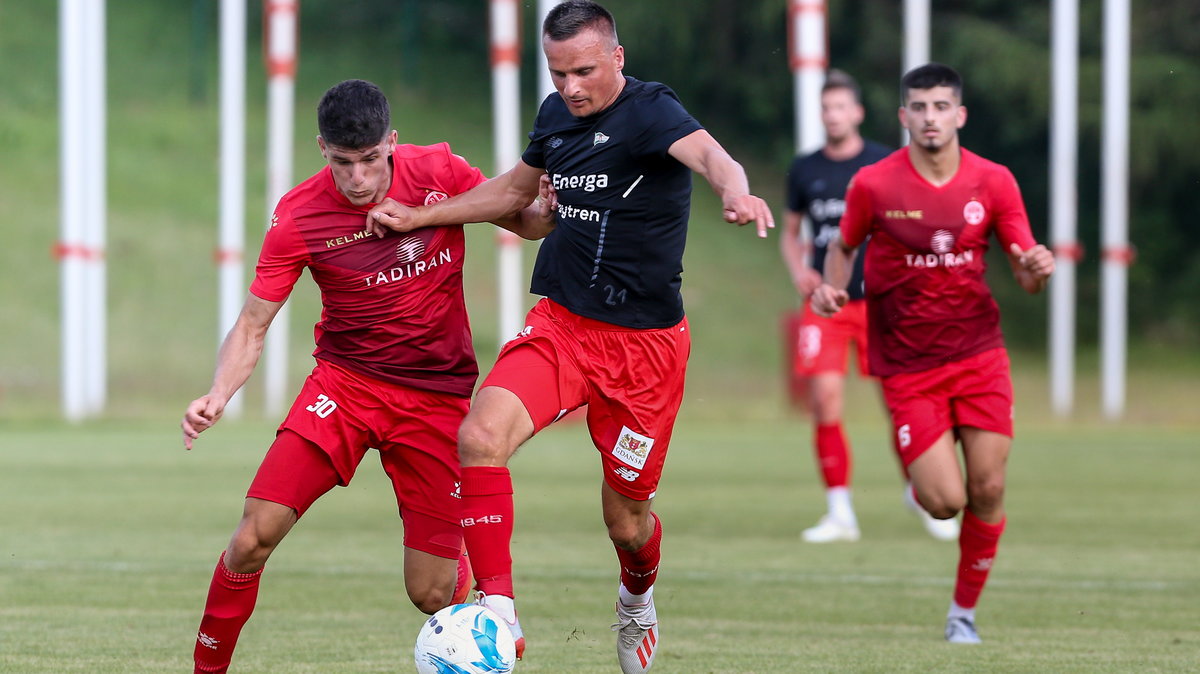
481, 298, 691, 500
793, 300, 869, 377
247, 359, 468, 559
881, 347, 1014, 467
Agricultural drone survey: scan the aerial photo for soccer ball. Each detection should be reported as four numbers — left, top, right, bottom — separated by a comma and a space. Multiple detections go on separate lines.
414, 603, 516, 674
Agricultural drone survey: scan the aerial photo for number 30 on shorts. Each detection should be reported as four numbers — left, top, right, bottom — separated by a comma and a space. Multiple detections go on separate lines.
305, 393, 338, 419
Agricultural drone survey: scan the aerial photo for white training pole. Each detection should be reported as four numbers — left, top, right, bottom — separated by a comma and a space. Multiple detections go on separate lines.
902, 0, 930, 145
59, 0, 87, 421
1049, 0, 1079, 417
1101, 0, 1130, 419
537, 0, 558, 101
263, 0, 298, 417
82, 0, 107, 415
218, 0, 247, 417
789, 0, 827, 156
491, 0, 523, 346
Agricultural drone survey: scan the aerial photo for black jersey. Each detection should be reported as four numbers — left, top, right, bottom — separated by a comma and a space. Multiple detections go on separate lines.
521, 77, 703, 329
785, 140, 890, 300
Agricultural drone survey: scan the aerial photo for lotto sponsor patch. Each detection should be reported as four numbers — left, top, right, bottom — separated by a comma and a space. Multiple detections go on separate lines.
612, 426, 654, 469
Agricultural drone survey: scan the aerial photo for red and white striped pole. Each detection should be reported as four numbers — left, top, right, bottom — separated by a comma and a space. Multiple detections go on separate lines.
490, 0, 524, 346
788, 0, 827, 262
58, 0, 107, 421
1049, 0, 1080, 416
263, 0, 298, 416
218, 0, 247, 417
788, 0, 826, 156
1101, 0, 1131, 419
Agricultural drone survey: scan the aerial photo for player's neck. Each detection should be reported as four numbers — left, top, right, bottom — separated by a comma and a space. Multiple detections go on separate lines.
822, 134, 864, 162
907, 140, 961, 187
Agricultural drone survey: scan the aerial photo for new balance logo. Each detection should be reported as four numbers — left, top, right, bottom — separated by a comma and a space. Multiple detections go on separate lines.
613, 466, 640, 482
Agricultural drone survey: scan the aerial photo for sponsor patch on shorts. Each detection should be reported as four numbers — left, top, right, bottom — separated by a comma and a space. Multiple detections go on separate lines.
612, 426, 654, 469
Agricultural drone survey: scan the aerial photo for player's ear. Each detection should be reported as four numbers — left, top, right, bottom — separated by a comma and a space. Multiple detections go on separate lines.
956, 105, 967, 129
317, 135, 327, 157
613, 44, 624, 71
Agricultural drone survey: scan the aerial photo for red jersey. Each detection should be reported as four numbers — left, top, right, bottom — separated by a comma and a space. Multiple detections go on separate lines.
840, 148, 1037, 377
250, 143, 487, 397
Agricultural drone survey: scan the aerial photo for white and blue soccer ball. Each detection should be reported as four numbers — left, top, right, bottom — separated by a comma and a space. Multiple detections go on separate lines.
414, 603, 516, 674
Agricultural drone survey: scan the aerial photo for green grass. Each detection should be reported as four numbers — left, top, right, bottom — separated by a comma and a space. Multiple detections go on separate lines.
1, 416, 1197, 672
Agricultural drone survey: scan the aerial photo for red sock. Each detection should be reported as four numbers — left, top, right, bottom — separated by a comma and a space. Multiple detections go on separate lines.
954, 509, 1006, 608
193, 551, 263, 674
815, 422, 851, 488
616, 512, 662, 595
461, 466, 515, 598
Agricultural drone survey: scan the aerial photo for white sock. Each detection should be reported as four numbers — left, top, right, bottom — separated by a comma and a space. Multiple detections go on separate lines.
482, 593, 517, 622
827, 487, 857, 525
947, 600, 975, 622
619, 583, 653, 607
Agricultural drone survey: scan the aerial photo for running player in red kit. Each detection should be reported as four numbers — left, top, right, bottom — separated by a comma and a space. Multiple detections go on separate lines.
179, 79, 551, 673
366, 3, 772, 671
783, 69, 958, 544
811, 63, 1054, 643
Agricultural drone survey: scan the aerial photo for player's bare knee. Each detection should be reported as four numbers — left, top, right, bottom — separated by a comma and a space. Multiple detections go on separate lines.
409, 583, 453, 615
922, 493, 966, 520
457, 418, 506, 465
966, 476, 1005, 511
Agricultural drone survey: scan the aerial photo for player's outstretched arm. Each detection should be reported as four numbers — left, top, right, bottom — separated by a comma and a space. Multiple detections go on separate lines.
181, 295, 284, 450
1008, 243, 1055, 294
489, 173, 558, 241
365, 161, 545, 238
668, 129, 774, 238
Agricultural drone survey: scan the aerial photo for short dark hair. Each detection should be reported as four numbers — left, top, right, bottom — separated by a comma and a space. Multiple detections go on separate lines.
823, 69, 862, 104
543, 0, 618, 46
900, 63, 963, 103
317, 79, 390, 149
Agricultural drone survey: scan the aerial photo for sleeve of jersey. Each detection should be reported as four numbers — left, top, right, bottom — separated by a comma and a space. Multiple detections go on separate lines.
633, 87, 704, 157
248, 212, 308, 302
991, 168, 1037, 252
785, 159, 806, 213
838, 174, 872, 248
442, 146, 489, 194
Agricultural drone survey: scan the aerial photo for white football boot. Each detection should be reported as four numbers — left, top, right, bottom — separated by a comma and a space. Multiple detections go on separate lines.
801, 514, 861, 543
944, 616, 982, 644
613, 596, 659, 673
475, 591, 525, 659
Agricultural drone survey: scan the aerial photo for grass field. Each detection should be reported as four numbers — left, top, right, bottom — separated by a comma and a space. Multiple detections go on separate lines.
2, 411, 1197, 672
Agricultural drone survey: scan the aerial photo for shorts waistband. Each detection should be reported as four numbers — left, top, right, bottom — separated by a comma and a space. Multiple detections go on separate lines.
541, 298, 685, 333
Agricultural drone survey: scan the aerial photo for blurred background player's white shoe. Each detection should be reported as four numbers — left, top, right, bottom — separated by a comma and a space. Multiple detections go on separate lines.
801, 514, 861, 543
904, 483, 960, 541
944, 616, 982, 644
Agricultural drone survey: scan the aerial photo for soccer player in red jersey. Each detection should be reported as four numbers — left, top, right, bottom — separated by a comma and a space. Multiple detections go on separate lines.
366, 3, 772, 671
179, 79, 552, 673
782, 70, 957, 544
811, 63, 1054, 643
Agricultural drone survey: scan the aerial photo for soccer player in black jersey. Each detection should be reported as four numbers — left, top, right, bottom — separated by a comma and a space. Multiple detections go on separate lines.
366, 2, 772, 671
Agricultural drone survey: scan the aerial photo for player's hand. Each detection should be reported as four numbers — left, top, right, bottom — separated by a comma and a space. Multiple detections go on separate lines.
181, 394, 225, 450
794, 268, 823, 297
1010, 243, 1055, 279
722, 194, 775, 239
809, 283, 849, 317
537, 174, 559, 219
365, 198, 419, 238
